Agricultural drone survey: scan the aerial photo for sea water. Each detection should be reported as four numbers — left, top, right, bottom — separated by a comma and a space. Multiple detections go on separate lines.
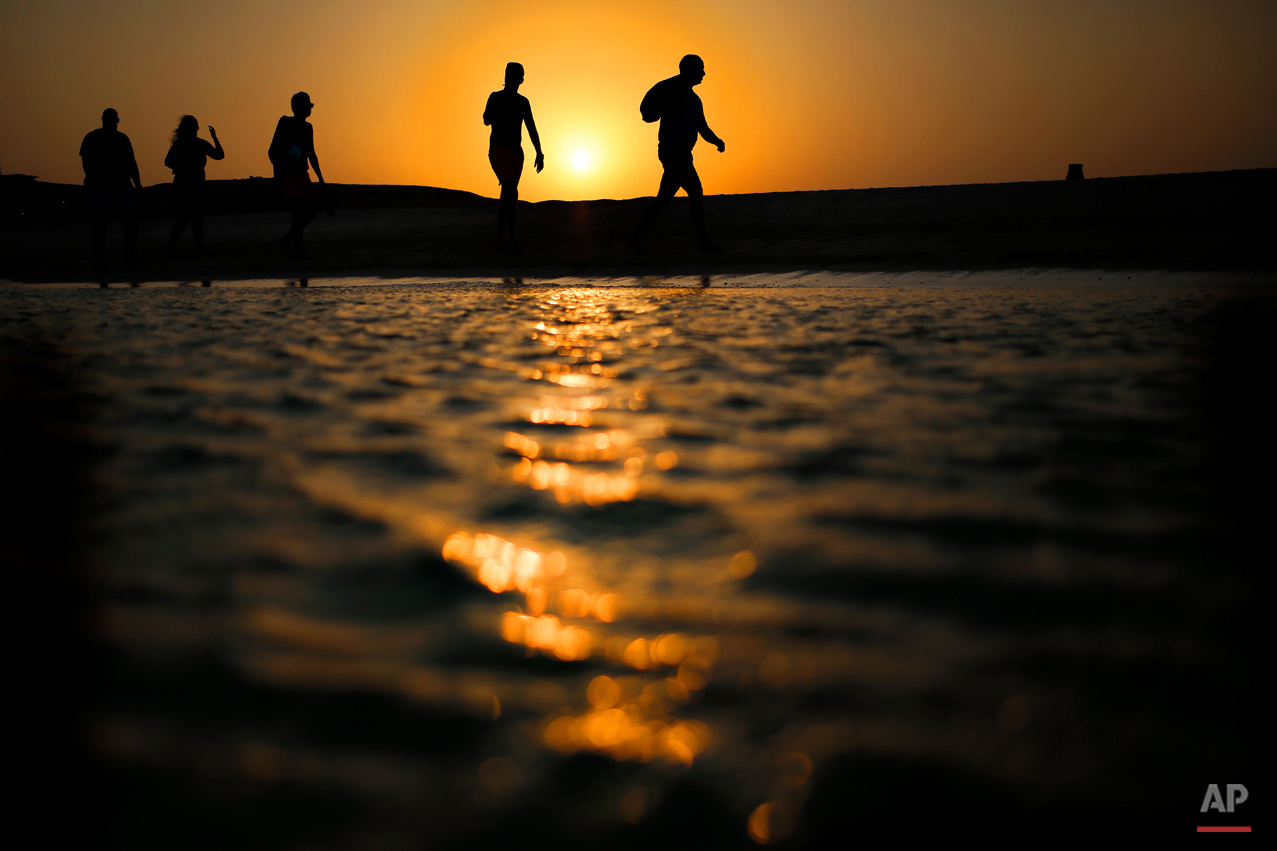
1, 276, 1264, 845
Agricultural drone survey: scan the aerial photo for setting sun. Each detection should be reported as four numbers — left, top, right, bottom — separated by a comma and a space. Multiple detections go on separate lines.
0, 1, 1270, 847
3, 0, 1272, 202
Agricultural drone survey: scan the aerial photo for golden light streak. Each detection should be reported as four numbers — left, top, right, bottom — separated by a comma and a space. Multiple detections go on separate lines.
7, 1, 1276, 200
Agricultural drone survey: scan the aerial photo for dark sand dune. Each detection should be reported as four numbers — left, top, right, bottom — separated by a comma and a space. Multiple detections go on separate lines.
2, 169, 1273, 282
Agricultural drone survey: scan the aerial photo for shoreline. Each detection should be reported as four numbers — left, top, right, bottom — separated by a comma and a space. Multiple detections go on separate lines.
3, 168, 1273, 284
7, 268, 1277, 289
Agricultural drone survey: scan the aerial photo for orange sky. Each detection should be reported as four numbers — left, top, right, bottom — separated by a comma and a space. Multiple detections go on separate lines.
2, 0, 1274, 201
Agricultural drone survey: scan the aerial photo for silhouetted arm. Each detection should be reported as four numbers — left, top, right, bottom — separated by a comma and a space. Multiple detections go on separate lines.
697, 100, 725, 153
308, 124, 333, 214
483, 93, 495, 126
208, 127, 225, 160
125, 137, 143, 190
525, 100, 544, 173
306, 124, 324, 184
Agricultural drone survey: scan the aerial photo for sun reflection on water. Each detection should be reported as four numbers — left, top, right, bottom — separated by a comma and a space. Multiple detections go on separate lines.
23, 281, 1231, 845
338, 288, 829, 838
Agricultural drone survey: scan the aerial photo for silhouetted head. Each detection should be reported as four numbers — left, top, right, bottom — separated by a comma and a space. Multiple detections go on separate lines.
504, 62, 524, 89
101, 108, 119, 130
171, 115, 198, 144
291, 91, 314, 118
679, 54, 706, 85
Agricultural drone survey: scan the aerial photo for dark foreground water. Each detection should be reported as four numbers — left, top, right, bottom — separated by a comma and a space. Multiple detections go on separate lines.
1, 278, 1268, 847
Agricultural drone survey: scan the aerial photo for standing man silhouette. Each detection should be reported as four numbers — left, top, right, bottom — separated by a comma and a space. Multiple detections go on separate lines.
484, 62, 544, 254
269, 91, 327, 259
629, 55, 725, 253
80, 108, 143, 270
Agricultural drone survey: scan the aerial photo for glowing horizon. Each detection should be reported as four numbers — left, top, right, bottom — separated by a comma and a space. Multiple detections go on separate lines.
2, 0, 1275, 202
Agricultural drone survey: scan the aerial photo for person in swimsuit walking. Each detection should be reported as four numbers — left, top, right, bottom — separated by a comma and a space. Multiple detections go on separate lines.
164, 115, 224, 254
268, 91, 327, 258
484, 62, 544, 254
629, 54, 725, 253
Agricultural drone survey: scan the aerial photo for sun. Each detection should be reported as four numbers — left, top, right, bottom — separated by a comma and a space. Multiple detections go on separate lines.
572, 150, 591, 171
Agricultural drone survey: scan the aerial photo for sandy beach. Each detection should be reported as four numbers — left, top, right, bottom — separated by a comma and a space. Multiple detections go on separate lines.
2, 170, 1272, 847
3, 168, 1273, 283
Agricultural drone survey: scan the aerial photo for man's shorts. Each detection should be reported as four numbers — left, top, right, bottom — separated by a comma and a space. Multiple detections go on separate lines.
657, 145, 702, 195
489, 144, 525, 186
279, 170, 316, 200
86, 186, 140, 218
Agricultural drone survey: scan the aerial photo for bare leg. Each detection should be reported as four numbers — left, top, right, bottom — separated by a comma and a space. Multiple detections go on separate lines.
192, 212, 207, 253
508, 184, 521, 254
91, 214, 108, 270
689, 194, 706, 239
497, 183, 521, 253
629, 170, 681, 249
495, 186, 509, 250
288, 201, 316, 258
169, 216, 189, 251
688, 190, 720, 251
681, 165, 718, 251
123, 213, 139, 263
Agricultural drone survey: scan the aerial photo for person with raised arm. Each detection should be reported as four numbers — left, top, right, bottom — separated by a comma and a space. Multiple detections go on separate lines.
165, 115, 224, 254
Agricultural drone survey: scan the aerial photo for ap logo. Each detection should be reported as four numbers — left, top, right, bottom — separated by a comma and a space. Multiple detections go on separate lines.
1201, 784, 1248, 813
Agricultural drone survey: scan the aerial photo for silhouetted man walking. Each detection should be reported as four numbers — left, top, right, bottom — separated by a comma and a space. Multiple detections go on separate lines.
269, 91, 327, 259
629, 55, 725, 252
80, 108, 143, 270
484, 62, 544, 254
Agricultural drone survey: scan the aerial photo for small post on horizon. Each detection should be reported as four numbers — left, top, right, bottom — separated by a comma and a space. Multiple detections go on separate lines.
1066, 163, 1085, 181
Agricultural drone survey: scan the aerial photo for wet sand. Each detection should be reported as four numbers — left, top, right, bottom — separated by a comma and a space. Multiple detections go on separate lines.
2, 277, 1270, 847
2, 168, 1273, 283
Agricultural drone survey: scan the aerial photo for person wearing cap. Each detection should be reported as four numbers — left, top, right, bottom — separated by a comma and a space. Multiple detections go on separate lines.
483, 62, 544, 254
268, 91, 327, 258
80, 108, 143, 270
629, 54, 725, 253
